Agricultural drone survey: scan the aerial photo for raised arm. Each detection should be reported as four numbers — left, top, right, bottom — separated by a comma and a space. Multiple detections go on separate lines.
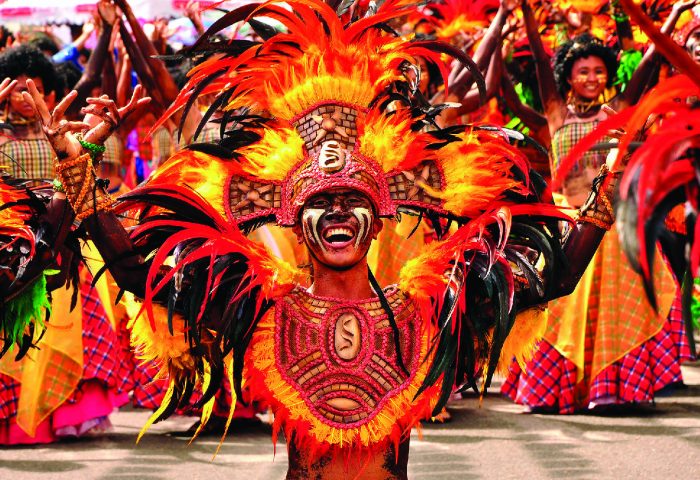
515, 165, 619, 309
20, 80, 152, 298
445, 0, 514, 102
615, 0, 699, 108
436, 47, 503, 126
68, 1, 118, 118
113, 0, 180, 107
500, 65, 550, 146
521, 0, 565, 131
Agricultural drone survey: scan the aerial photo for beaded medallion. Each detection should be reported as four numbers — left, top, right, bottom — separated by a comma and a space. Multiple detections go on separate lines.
245, 286, 437, 451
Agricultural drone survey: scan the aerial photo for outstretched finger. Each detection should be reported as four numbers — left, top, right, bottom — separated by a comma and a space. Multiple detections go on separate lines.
57, 120, 90, 135
122, 96, 151, 122
0, 78, 16, 101
20, 91, 39, 117
52, 90, 79, 123
120, 84, 145, 114
86, 97, 120, 121
25, 79, 51, 125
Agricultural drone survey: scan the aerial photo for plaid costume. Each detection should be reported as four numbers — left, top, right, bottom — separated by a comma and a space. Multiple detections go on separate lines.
667, 295, 696, 362
550, 111, 609, 206
0, 268, 131, 442
73, 271, 135, 399
550, 115, 607, 177
502, 111, 684, 414
502, 315, 685, 413
103, 134, 124, 166
0, 135, 54, 181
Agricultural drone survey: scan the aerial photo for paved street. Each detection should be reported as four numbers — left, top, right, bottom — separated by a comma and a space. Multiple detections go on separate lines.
1, 363, 699, 480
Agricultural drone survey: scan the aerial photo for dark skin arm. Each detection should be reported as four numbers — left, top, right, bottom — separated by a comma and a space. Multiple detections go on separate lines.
500, 64, 550, 146
118, 21, 167, 114
185, 0, 206, 36
441, 0, 515, 102
437, 48, 503, 126
515, 169, 619, 309
614, 0, 698, 109
522, 0, 566, 134
113, 0, 180, 107
67, 3, 116, 119
18, 80, 151, 297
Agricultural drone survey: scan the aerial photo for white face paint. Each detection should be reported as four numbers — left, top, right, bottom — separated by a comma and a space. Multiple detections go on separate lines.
302, 207, 327, 252
351, 207, 372, 249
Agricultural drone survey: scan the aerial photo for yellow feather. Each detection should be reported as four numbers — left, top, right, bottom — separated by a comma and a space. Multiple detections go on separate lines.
238, 127, 305, 181
496, 305, 549, 375
137, 380, 175, 444
427, 131, 523, 218
189, 359, 215, 445
359, 109, 416, 173
212, 354, 237, 460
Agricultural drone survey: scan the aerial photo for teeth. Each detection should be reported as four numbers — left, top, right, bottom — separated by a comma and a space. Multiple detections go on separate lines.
324, 227, 353, 240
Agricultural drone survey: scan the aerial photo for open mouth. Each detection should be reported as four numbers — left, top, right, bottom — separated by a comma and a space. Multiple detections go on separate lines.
321, 226, 356, 248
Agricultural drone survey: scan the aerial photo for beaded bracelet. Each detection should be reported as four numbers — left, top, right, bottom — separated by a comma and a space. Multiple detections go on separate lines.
54, 153, 113, 220
52, 178, 64, 193
75, 192, 114, 221
78, 139, 106, 163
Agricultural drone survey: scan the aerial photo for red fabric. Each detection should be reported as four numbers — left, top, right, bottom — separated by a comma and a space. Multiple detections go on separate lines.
74, 275, 134, 399
502, 317, 685, 414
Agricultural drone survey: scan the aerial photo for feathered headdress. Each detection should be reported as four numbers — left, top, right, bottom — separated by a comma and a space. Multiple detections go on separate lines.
151, 0, 516, 230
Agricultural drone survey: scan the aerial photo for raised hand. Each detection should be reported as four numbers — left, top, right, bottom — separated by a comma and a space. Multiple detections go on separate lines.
0, 77, 17, 104
81, 84, 150, 147
671, 0, 699, 14
21, 79, 88, 160
22, 79, 150, 163
97, 0, 120, 26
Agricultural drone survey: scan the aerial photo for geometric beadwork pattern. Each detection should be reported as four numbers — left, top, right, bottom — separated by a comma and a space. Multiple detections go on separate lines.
275, 287, 421, 427
387, 160, 443, 207
293, 104, 359, 156
227, 175, 282, 219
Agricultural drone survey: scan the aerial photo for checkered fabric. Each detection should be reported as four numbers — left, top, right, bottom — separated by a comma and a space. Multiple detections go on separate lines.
0, 136, 54, 181
103, 134, 124, 166
501, 341, 578, 413
0, 271, 132, 421
151, 127, 175, 166
545, 227, 676, 385
130, 362, 167, 410
502, 318, 685, 413
0, 374, 20, 420
550, 119, 607, 176
667, 294, 696, 362
69, 271, 134, 403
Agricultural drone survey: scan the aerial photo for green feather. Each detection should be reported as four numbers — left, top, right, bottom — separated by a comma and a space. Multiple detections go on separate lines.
2, 272, 52, 356
616, 49, 643, 91
691, 277, 700, 331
